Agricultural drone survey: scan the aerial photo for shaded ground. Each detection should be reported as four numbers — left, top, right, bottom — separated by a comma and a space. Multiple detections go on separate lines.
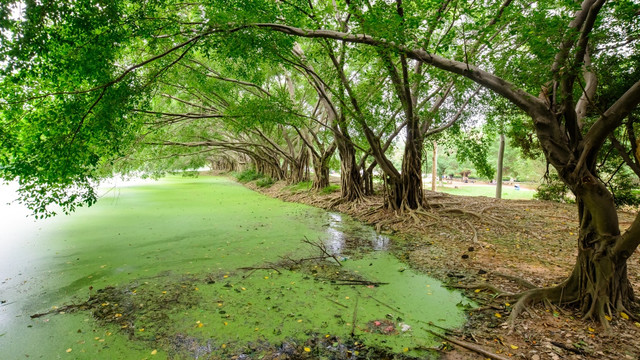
243, 176, 640, 360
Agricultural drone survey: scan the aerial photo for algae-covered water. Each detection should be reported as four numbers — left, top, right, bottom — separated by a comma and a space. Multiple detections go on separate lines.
0, 176, 471, 359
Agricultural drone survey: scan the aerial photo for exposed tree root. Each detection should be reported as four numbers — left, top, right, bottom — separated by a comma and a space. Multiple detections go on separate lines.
423, 329, 511, 360
451, 283, 516, 297
464, 220, 478, 243
490, 271, 537, 289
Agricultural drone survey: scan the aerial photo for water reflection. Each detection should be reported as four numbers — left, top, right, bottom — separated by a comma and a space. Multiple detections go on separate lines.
324, 212, 389, 256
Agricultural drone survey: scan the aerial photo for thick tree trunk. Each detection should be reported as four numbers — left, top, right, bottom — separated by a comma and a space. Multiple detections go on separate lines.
387, 127, 424, 210
336, 135, 364, 201
288, 149, 309, 184
311, 153, 331, 190
514, 170, 636, 328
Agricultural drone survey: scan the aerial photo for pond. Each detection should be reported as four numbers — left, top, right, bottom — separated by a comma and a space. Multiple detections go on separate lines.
0, 176, 472, 359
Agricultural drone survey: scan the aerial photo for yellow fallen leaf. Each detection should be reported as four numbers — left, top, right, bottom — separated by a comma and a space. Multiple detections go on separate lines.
297, 319, 303, 323
222, 344, 226, 349
151, 349, 157, 355
198, 323, 203, 328
605, 315, 612, 321
510, 345, 518, 349
94, 337, 100, 340
620, 312, 629, 320
494, 313, 502, 318
634, 322, 640, 328
223, 275, 229, 278
194, 287, 199, 291
224, 322, 228, 326
505, 303, 510, 307
66, 348, 72, 353
474, 289, 481, 293
588, 327, 595, 332
241, 287, 246, 291
139, 328, 145, 332
325, 334, 330, 338
114, 313, 122, 318
304, 347, 311, 352
162, 291, 167, 294
403, 347, 409, 352
264, 276, 269, 279
345, 296, 350, 299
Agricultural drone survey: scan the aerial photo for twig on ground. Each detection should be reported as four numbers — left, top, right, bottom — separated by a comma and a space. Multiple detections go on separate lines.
550, 341, 587, 355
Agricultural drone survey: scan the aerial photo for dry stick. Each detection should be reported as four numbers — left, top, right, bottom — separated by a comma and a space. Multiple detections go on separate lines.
238, 266, 282, 274
423, 329, 510, 360
323, 296, 349, 309
303, 236, 342, 266
550, 341, 587, 356
361, 293, 405, 315
334, 281, 389, 286
350, 296, 359, 337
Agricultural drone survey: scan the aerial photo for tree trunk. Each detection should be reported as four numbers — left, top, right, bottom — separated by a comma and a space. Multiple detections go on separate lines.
390, 126, 424, 210
431, 142, 437, 192
311, 153, 331, 190
513, 170, 635, 329
496, 133, 505, 199
336, 134, 364, 201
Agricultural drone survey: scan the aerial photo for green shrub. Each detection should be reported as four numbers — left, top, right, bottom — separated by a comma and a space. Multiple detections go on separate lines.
534, 174, 574, 203
256, 177, 275, 188
320, 184, 340, 194
287, 181, 312, 192
234, 169, 264, 183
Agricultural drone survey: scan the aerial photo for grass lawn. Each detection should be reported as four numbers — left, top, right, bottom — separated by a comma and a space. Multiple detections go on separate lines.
435, 183, 536, 200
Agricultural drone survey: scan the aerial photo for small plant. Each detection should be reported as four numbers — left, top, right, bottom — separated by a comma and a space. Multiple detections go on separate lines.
287, 181, 312, 193
320, 184, 340, 194
234, 169, 264, 183
534, 174, 574, 203
256, 177, 275, 188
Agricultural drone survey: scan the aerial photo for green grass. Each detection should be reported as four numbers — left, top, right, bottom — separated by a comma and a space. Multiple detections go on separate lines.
435, 184, 536, 200
320, 184, 340, 194
286, 180, 312, 192
256, 176, 275, 188
233, 169, 264, 183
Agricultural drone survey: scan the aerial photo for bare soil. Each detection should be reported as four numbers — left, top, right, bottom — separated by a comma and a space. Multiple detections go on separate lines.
244, 178, 640, 360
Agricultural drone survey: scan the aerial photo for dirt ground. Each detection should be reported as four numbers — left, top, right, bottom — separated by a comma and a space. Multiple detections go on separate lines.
242, 177, 640, 360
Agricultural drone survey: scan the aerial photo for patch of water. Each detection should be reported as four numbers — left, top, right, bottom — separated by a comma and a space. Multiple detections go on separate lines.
0, 176, 472, 359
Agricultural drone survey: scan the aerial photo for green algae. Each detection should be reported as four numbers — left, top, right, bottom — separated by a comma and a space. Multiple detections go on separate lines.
0, 176, 471, 359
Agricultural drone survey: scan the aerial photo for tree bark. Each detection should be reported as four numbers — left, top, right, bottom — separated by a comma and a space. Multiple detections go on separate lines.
496, 133, 505, 199
432, 142, 437, 191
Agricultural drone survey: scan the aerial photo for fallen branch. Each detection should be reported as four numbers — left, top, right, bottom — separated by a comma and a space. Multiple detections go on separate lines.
424, 328, 510, 360
303, 236, 342, 266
